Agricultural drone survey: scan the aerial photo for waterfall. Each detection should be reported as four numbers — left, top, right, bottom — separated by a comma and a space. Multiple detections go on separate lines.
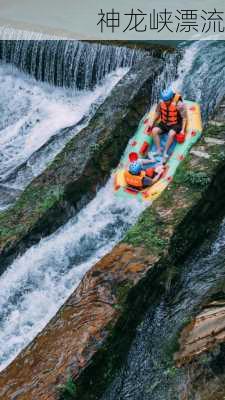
174, 41, 225, 121
0, 39, 143, 90
0, 65, 126, 200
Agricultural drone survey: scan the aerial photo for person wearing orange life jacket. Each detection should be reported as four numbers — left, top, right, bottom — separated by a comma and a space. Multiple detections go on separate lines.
124, 160, 165, 190
147, 87, 187, 163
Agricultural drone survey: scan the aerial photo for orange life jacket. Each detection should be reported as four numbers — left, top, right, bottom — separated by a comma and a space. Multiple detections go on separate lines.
160, 93, 182, 126
124, 170, 146, 189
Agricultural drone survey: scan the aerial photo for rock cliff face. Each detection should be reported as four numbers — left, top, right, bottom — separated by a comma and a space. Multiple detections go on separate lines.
1, 118, 225, 400
0, 55, 162, 275
173, 291, 225, 400
175, 301, 225, 368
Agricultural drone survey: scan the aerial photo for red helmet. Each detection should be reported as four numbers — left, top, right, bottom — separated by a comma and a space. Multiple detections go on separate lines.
129, 152, 138, 162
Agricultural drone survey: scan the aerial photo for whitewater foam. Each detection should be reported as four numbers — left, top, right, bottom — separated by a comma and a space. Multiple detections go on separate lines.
0, 64, 127, 194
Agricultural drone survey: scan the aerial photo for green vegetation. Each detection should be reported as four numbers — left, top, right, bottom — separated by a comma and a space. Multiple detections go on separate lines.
204, 123, 225, 137
165, 365, 179, 378
163, 332, 181, 364
172, 155, 210, 190
183, 171, 210, 188
58, 373, 77, 400
89, 143, 101, 155
217, 150, 225, 161
0, 184, 64, 242
116, 281, 133, 305
124, 208, 167, 252
37, 186, 64, 213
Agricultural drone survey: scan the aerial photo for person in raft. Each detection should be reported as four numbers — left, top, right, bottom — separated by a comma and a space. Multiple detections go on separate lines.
147, 86, 187, 163
124, 152, 165, 190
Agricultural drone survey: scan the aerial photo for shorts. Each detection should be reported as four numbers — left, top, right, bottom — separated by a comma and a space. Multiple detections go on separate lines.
142, 177, 153, 188
156, 122, 182, 134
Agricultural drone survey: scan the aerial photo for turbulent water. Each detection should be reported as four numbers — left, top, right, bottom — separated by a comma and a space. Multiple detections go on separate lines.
101, 221, 225, 400
0, 64, 126, 198
0, 40, 225, 373
174, 41, 225, 121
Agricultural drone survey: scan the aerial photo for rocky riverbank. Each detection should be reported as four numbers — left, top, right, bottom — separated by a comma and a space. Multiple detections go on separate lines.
1, 108, 225, 399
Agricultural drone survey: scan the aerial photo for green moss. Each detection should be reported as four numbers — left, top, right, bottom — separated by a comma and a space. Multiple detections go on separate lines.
217, 150, 225, 161
124, 208, 167, 252
58, 373, 77, 400
183, 171, 210, 188
37, 186, 64, 213
172, 156, 192, 186
0, 224, 25, 239
162, 332, 181, 371
204, 124, 225, 137
0, 184, 64, 243
165, 366, 179, 378
162, 315, 193, 369
116, 281, 133, 305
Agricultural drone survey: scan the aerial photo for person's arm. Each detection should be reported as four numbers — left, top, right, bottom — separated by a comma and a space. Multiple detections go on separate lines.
141, 158, 152, 165
152, 166, 164, 183
148, 103, 160, 128
178, 101, 187, 134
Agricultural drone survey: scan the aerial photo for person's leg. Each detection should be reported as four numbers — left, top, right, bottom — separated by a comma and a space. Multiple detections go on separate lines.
164, 129, 176, 155
151, 127, 163, 153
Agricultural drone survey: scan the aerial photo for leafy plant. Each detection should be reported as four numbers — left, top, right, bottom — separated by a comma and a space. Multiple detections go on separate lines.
57, 373, 77, 400
165, 365, 178, 378
38, 186, 64, 212
90, 143, 101, 154
183, 171, 210, 188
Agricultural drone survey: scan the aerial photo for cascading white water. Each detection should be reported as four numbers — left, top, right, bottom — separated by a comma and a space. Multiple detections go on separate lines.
173, 41, 225, 121
0, 64, 127, 201
0, 40, 224, 373
0, 38, 144, 209
0, 38, 143, 89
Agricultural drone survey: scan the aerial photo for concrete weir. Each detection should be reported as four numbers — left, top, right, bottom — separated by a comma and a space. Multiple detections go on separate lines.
1, 106, 225, 398
0, 55, 162, 275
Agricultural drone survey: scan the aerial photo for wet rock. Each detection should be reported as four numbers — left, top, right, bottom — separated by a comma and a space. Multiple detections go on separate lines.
0, 244, 155, 400
175, 302, 225, 367
0, 184, 22, 210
